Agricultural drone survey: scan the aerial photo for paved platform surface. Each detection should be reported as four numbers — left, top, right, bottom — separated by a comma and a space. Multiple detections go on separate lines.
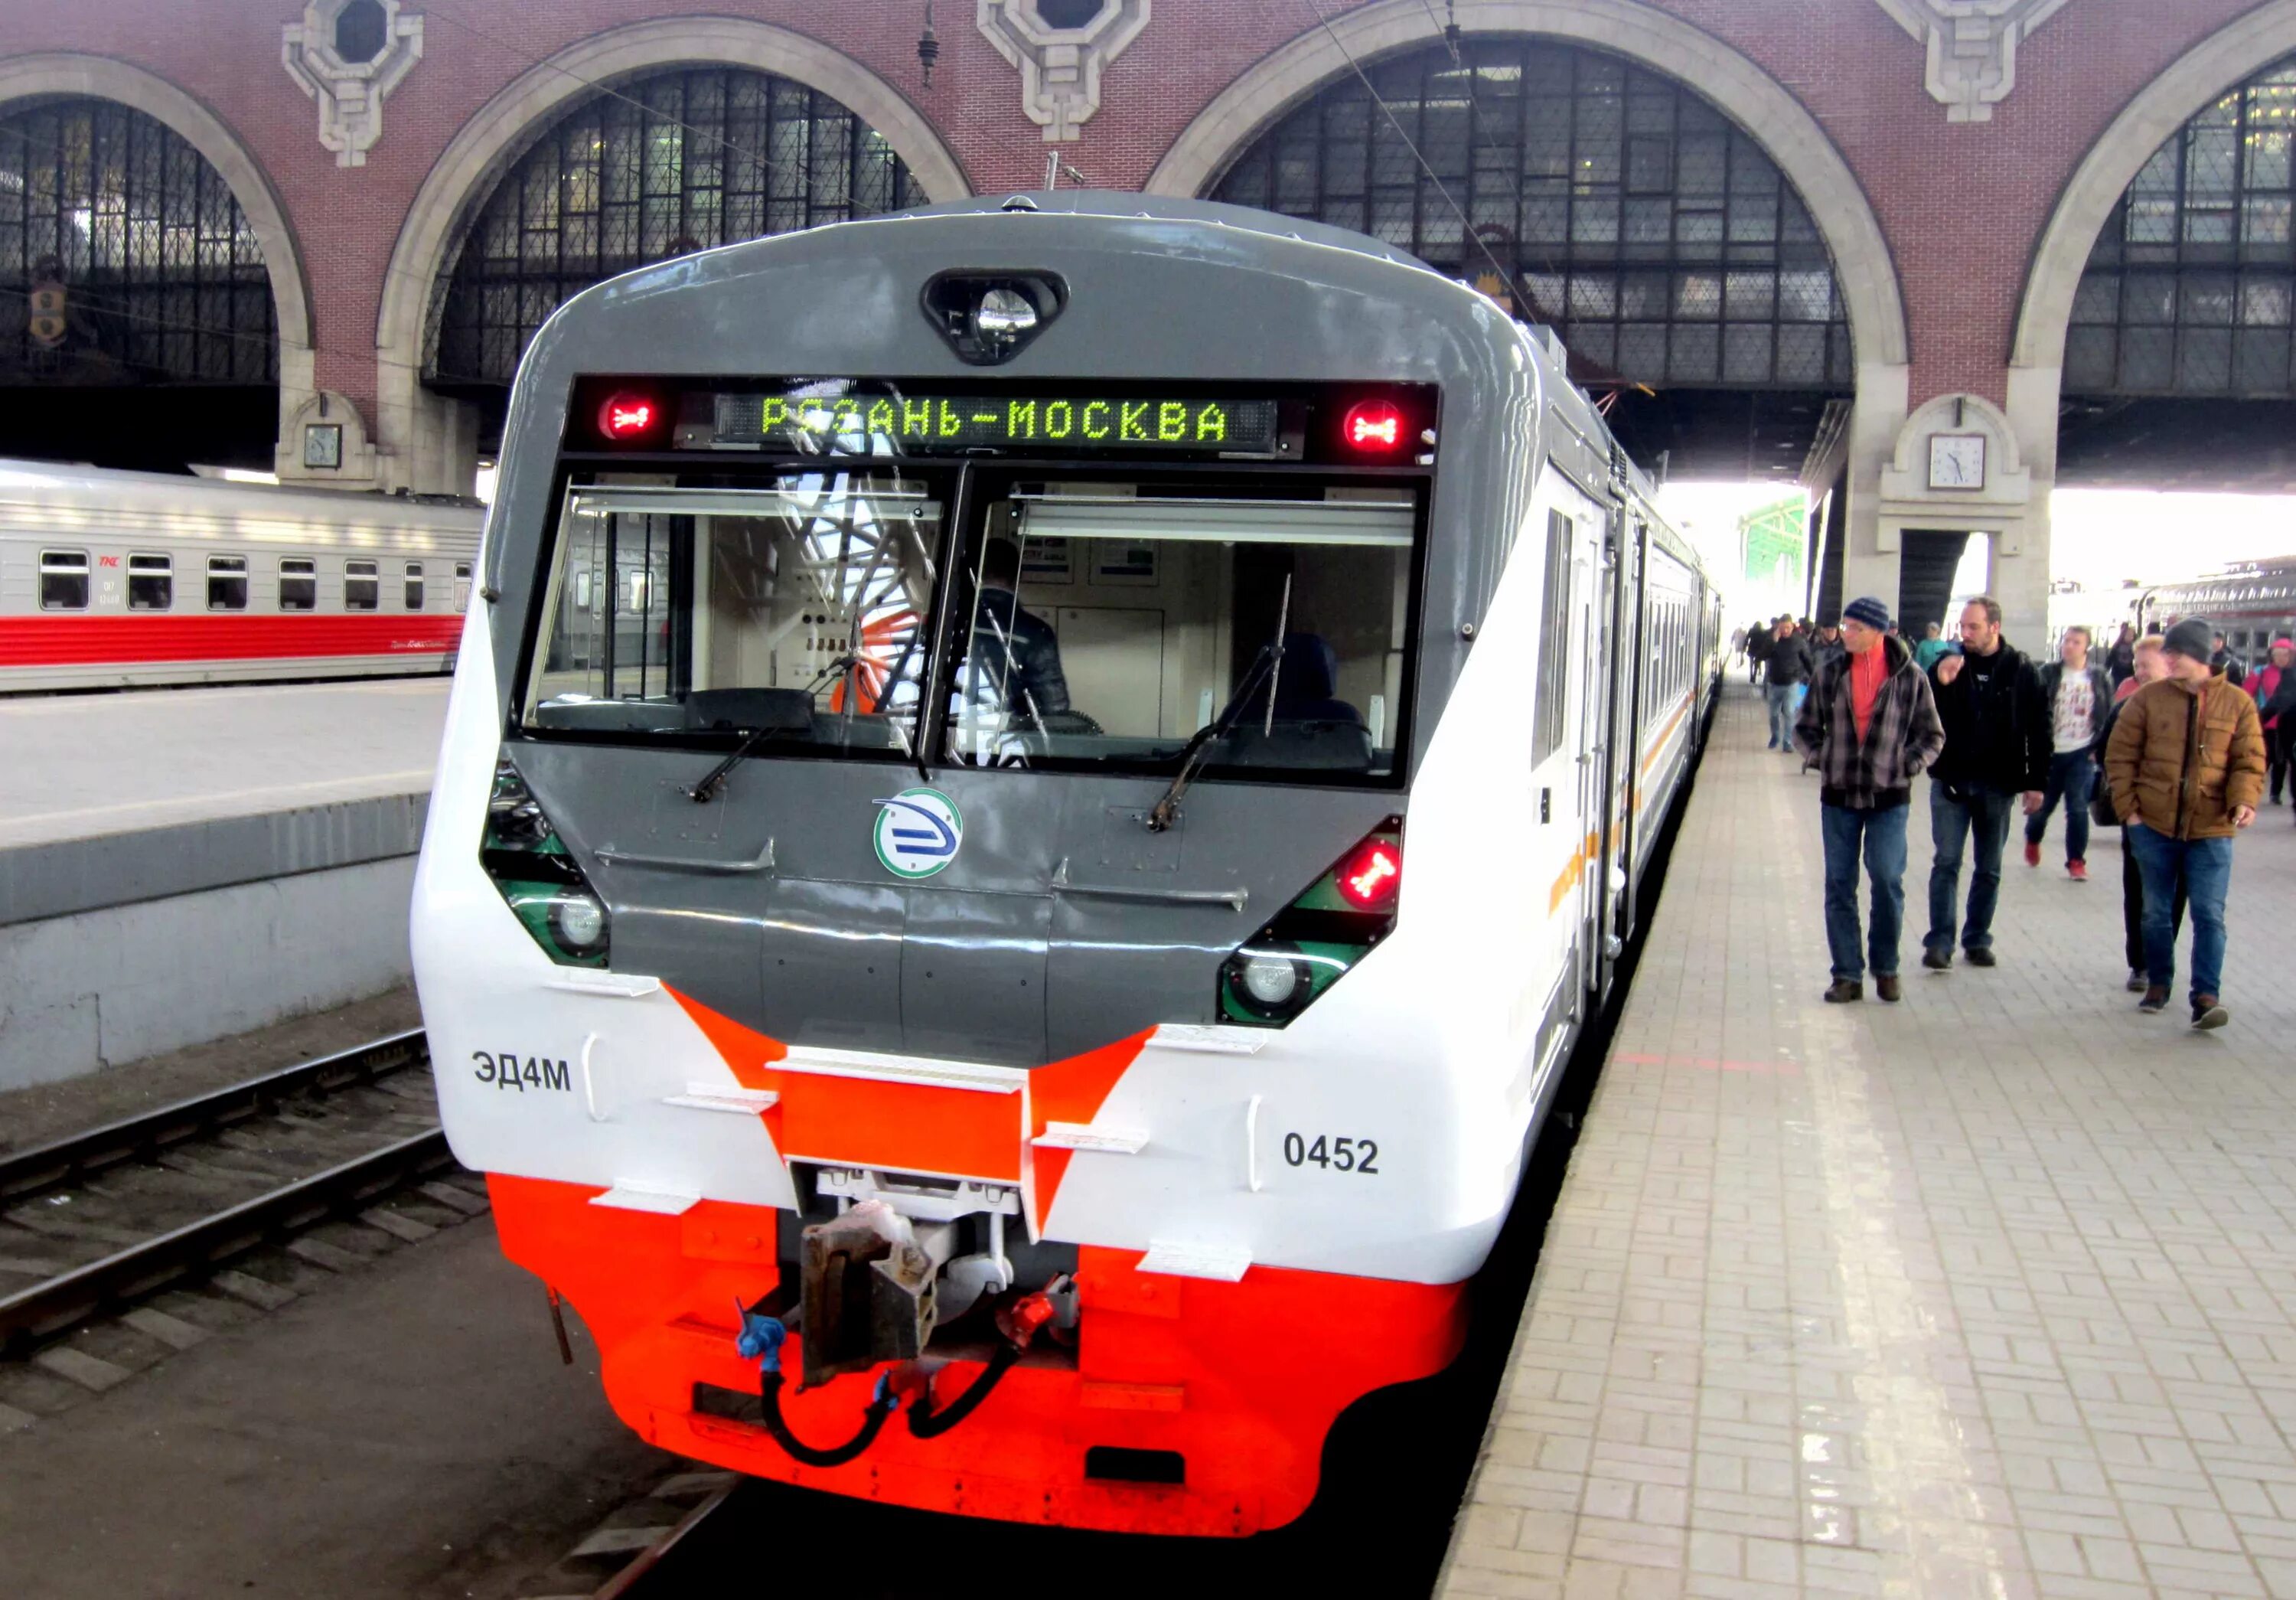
0, 678, 448, 848
1440, 684, 2296, 1600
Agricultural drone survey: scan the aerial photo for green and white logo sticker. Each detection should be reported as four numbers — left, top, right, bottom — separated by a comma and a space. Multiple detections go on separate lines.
872, 788, 963, 879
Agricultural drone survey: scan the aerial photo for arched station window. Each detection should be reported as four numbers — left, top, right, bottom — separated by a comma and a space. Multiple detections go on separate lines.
0, 97, 276, 384
1209, 39, 1852, 389
2066, 55, 2296, 397
430, 67, 931, 388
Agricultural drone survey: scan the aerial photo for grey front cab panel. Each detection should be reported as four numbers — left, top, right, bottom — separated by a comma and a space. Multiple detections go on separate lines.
488, 194, 1543, 1070
517, 739, 1400, 1066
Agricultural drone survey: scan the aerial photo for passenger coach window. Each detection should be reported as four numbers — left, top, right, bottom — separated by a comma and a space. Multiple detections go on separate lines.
279, 557, 317, 612
942, 482, 1420, 782
454, 562, 471, 610
404, 561, 425, 610
344, 559, 379, 611
523, 473, 942, 756
128, 553, 172, 609
39, 549, 89, 609
207, 555, 249, 610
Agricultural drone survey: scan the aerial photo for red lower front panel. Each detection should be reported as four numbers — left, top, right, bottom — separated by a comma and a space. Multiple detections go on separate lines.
489, 1174, 1468, 1536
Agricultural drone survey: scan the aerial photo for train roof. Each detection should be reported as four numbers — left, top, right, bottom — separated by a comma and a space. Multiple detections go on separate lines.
0, 456, 484, 538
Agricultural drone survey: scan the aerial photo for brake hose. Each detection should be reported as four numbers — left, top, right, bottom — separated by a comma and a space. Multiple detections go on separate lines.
756, 1366, 899, 1468
906, 1341, 1022, 1440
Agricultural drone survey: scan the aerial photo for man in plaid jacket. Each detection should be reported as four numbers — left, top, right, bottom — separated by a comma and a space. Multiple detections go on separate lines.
1792, 596, 1948, 1004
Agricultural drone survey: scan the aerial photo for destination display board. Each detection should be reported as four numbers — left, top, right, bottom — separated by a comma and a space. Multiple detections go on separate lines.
713, 392, 1283, 455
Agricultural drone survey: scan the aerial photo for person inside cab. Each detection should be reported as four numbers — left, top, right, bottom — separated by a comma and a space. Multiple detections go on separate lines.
970, 537, 1072, 723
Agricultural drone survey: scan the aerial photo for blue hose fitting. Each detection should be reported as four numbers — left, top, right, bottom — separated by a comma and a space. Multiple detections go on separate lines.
736, 1311, 786, 1371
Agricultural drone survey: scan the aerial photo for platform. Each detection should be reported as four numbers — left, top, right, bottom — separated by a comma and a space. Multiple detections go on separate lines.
0, 678, 449, 849
0, 680, 449, 1089
1441, 685, 2296, 1600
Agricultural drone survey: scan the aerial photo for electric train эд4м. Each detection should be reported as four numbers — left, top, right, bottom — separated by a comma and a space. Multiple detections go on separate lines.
0, 458, 483, 693
413, 193, 1721, 1537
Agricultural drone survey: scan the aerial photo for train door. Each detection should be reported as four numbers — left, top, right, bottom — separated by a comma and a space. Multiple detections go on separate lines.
1596, 506, 1645, 996
1533, 474, 1606, 1025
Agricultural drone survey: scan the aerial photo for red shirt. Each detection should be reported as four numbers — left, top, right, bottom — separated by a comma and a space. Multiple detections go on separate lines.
1850, 643, 1887, 742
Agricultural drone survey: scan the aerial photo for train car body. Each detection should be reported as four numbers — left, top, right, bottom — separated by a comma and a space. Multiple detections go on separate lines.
413, 194, 1718, 1537
0, 459, 483, 692
2140, 560, 2296, 663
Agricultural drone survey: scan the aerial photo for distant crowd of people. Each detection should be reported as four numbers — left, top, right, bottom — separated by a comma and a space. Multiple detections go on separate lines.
1730, 601, 2270, 1029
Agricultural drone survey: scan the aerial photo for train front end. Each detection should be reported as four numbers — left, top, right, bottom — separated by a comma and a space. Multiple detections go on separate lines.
413, 196, 1558, 1536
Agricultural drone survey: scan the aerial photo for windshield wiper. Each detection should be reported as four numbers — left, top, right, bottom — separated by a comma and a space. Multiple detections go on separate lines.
1145, 577, 1290, 832
686, 723, 804, 804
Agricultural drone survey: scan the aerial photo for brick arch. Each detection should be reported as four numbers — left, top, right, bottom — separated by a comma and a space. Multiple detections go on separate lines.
2014, 0, 2296, 374
0, 54, 315, 450
371, 16, 970, 493
1144, 0, 1908, 372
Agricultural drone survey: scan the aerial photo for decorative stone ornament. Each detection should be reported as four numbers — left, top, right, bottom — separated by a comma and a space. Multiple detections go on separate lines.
975, 0, 1151, 143
282, 0, 425, 168
1870, 0, 2066, 122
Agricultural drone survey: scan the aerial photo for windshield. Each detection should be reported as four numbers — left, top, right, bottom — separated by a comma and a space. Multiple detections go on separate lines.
943, 480, 1418, 782
523, 472, 941, 756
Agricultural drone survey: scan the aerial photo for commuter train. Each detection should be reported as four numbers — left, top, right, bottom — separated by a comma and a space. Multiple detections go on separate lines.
413, 193, 1722, 1537
2140, 560, 2296, 662
0, 459, 483, 692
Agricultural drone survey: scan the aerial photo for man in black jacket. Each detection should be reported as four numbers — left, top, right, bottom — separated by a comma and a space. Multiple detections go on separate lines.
970, 537, 1072, 722
1761, 617, 1811, 752
1923, 595, 2050, 970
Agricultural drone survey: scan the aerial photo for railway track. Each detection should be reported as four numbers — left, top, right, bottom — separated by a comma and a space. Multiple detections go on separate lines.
0, 1030, 465, 1358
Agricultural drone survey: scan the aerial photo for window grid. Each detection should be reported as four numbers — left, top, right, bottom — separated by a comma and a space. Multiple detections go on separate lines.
1208, 39, 1852, 390
0, 99, 276, 384
432, 68, 930, 387
2068, 55, 2296, 397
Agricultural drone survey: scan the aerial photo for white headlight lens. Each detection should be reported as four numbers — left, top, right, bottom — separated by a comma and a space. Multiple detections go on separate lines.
555, 895, 605, 949
974, 287, 1038, 338
1238, 953, 1300, 1007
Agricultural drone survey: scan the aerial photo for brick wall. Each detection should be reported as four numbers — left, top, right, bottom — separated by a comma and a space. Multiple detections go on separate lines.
1, 0, 2279, 424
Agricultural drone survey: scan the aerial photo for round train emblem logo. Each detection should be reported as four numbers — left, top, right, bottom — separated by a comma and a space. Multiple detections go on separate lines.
872, 788, 964, 879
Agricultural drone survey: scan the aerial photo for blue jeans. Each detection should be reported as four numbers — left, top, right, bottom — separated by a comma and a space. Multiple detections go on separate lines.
1764, 684, 1797, 749
1928, 783, 2015, 952
2126, 824, 2232, 1003
2025, 750, 2097, 864
1821, 802, 1910, 981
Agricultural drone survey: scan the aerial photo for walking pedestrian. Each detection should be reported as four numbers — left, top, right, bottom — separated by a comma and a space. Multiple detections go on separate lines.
2211, 632, 2248, 688
2095, 634, 2184, 993
1762, 617, 1812, 753
2105, 617, 2265, 1029
1922, 596, 2048, 971
2105, 622, 2137, 688
1746, 617, 1773, 685
2250, 638, 2296, 805
1913, 621, 1952, 673
1792, 596, 1945, 1004
2023, 625, 2112, 880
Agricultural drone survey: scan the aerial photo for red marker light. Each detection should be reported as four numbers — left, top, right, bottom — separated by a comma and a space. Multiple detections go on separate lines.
598, 392, 658, 442
1342, 399, 1404, 452
1337, 839, 1402, 909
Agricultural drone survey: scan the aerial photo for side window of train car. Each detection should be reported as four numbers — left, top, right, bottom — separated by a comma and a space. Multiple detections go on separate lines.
344, 559, 380, 612
279, 557, 318, 612
454, 563, 471, 611
1531, 510, 1572, 769
39, 549, 90, 609
128, 553, 172, 610
207, 556, 249, 610
403, 562, 425, 611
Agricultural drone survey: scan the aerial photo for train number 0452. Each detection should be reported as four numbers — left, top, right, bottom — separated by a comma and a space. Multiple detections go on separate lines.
1282, 1132, 1380, 1174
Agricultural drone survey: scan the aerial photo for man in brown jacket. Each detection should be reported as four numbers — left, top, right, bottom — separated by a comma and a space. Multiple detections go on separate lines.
2104, 617, 2266, 1028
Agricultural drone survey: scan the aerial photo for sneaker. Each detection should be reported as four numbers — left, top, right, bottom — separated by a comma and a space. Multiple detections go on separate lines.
2024, 839, 2042, 867
1965, 946, 1997, 968
1824, 979, 1863, 1004
2138, 986, 2170, 1014
2068, 860, 2089, 882
2127, 968, 2149, 993
2193, 997, 2229, 1030
1876, 975, 1902, 1003
1922, 948, 1952, 971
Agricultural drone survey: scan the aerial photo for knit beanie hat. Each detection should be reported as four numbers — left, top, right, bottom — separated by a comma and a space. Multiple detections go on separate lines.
1841, 595, 1890, 632
2162, 617, 2213, 662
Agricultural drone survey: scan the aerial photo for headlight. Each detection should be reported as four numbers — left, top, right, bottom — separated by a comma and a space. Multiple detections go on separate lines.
482, 755, 612, 968
973, 286, 1039, 340
1218, 821, 1402, 1028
